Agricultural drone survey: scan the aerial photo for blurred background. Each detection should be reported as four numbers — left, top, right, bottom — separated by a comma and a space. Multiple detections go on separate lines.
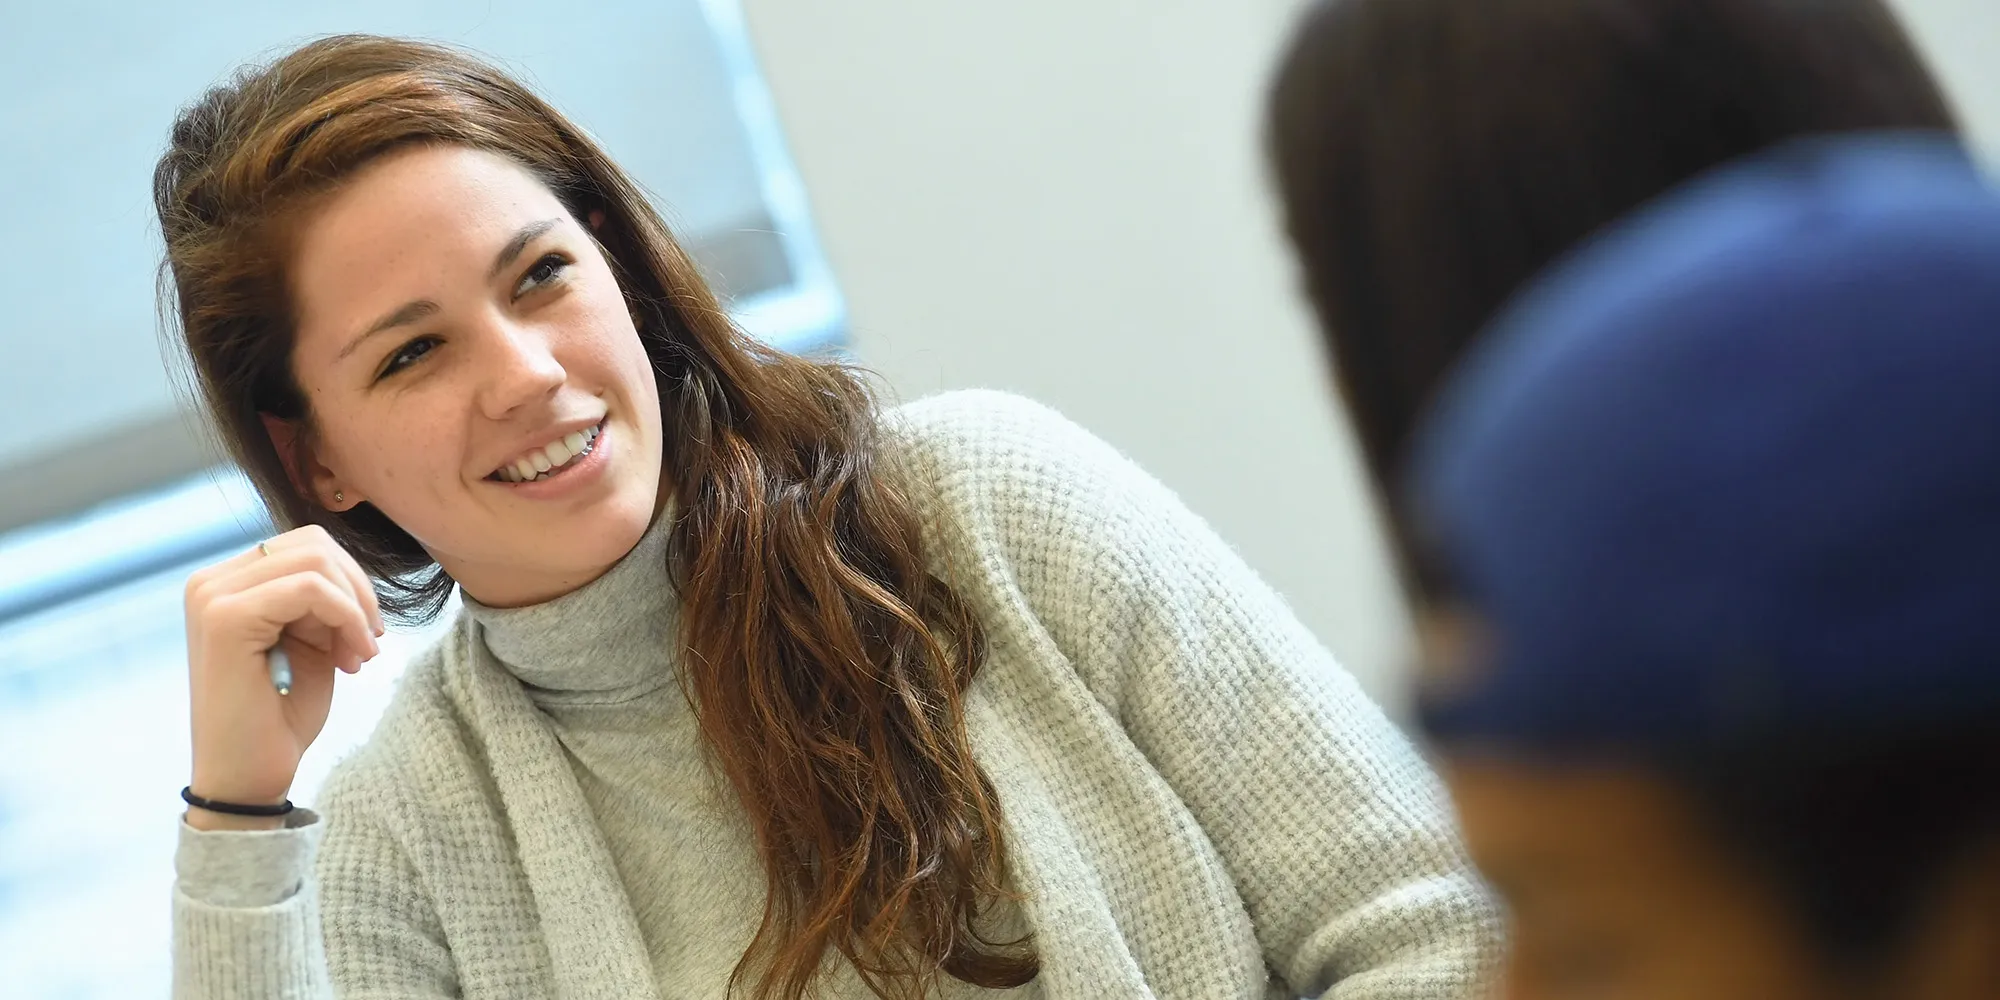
0, 0, 1993, 995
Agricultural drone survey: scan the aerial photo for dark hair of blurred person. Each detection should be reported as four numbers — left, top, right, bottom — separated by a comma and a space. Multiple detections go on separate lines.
1265, 0, 1957, 597
1409, 134, 2000, 1000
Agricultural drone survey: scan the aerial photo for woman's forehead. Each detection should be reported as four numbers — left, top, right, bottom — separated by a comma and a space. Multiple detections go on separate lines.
288, 147, 569, 347
298, 147, 560, 267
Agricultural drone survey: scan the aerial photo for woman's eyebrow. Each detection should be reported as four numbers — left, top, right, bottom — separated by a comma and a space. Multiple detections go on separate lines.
487, 217, 561, 281
340, 300, 439, 361
336, 217, 564, 361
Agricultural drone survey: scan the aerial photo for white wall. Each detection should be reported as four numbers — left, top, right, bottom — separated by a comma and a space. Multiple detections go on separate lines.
1889, 0, 2000, 160
740, 0, 2000, 714
740, 0, 1417, 708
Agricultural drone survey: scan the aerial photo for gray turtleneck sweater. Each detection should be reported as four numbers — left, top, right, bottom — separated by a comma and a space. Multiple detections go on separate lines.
172, 390, 1499, 999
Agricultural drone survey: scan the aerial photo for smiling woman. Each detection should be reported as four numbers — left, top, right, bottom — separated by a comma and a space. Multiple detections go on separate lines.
156, 34, 1498, 1000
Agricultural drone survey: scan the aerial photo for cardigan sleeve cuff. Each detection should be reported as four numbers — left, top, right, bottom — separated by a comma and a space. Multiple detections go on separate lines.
173, 811, 332, 999
175, 809, 323, 908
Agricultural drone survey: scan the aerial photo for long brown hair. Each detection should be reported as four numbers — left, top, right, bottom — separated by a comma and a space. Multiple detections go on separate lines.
155, 35, 1035, 999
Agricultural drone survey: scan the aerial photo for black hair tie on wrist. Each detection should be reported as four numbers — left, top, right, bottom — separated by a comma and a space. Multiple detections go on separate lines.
181, 786, 295, 818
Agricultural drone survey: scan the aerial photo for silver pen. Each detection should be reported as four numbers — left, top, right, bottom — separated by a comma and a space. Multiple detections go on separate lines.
269, 646, 293, 696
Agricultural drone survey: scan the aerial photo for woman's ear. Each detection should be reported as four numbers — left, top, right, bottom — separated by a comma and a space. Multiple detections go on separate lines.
260, 413, 356, 511
588, 208, 606, 231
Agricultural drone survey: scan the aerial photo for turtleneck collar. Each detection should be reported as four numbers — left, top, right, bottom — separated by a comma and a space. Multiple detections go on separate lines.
459, 509, 678, 702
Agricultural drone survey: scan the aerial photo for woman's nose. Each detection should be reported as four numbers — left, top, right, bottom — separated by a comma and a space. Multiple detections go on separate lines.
475, 321, 566, 419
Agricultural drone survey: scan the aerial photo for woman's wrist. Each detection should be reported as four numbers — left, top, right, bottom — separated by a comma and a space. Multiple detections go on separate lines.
184, 806, 288, 832
182, 782, 294, 831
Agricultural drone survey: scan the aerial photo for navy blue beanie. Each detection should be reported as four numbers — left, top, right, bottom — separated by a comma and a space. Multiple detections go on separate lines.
1408, 132, 2000, 753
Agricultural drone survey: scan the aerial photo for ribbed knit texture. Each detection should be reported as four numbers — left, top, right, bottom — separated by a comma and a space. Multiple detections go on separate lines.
172, 390, 1500, 999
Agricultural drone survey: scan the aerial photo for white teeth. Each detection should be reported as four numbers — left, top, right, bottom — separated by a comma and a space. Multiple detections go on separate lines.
493, 423, 601, 484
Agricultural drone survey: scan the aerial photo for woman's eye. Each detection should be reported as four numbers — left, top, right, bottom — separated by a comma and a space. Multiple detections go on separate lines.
378, 336, 439, 380
516, 252, 571, 296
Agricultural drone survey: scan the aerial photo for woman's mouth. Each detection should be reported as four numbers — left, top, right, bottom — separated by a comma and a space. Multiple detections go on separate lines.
488, 422, 603, 483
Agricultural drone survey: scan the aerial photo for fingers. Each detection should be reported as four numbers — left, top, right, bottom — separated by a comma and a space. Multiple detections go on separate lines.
191, 525, 385, 648
287, 525, 385, 636
278, 525, 383, 636
211, 571, 377, 672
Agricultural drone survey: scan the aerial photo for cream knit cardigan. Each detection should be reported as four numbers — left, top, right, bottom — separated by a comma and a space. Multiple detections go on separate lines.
173, 390, 1499, 999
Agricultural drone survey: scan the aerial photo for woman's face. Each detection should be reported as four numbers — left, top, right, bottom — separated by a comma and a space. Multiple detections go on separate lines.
283, 144, 665, 607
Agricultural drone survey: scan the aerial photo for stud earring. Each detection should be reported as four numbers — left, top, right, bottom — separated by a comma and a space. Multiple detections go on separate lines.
333, 490, 345, 505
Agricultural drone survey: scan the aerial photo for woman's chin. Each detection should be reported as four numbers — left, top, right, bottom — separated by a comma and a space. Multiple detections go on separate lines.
432, 486, 659, 607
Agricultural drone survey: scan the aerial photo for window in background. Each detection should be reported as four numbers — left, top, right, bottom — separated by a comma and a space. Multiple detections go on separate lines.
0, 1, 840, 995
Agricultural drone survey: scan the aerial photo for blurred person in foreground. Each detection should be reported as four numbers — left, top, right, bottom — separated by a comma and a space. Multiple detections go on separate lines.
1263, 1, 1996, 997
1404, 132, 2000, 1000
